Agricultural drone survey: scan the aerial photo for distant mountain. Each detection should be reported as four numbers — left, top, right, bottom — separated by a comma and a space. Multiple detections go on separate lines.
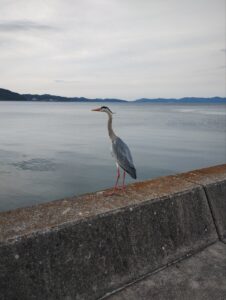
23, 94, 127, 103
0, 88, 26, 101
0, 88, 226, 103
135, 97, 226, 103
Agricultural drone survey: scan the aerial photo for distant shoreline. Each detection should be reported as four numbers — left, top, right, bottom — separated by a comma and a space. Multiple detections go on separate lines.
1, 100, 226, 104
0, 88, 226, 104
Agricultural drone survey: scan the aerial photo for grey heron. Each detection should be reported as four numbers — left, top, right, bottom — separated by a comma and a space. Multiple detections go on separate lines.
92, 106, 136, 193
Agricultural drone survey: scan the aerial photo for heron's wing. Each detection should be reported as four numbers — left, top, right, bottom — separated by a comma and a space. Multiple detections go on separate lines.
112, 137, 136, 178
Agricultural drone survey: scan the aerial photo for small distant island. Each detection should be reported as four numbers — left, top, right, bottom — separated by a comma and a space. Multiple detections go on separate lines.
0, 88, 226, 104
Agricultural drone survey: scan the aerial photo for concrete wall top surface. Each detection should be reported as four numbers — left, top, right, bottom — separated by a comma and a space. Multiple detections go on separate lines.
179, 164, 226, 185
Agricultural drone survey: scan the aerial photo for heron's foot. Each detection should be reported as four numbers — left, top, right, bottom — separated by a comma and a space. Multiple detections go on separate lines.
116, 186, 126, 191
103, 191, 115, 196
103, 187, 125, 196
103, 190, 118, 196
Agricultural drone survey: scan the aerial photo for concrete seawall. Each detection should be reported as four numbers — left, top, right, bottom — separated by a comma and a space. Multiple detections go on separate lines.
0, 164, 225, 300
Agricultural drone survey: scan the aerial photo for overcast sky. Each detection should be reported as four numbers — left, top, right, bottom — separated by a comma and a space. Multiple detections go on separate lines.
0, 0, 225, 100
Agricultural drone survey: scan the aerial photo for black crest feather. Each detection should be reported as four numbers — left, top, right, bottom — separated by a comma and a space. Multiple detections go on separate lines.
101, 106, 113, 113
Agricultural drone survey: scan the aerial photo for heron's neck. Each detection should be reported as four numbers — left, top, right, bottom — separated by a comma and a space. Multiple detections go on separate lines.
107, 112, 116, 141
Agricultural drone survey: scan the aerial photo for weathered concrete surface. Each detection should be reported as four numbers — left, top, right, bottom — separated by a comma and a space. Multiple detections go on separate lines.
0, 165, 224, 300
206, 181, 226, 242
179, 164, 226, 243
108, 242, 226, 300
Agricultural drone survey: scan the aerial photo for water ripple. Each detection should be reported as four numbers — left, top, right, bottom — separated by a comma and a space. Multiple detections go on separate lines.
11, 158, 56, 172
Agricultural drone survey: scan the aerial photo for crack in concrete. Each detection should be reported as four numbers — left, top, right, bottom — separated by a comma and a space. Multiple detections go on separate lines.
182, 176, 224, 243
99, 241, 219, 300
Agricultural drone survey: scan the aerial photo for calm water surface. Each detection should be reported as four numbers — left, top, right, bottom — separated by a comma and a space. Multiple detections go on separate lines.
0, 101, 225, 211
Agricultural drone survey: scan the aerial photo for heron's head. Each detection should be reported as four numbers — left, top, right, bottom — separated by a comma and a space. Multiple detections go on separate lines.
91, 106, 113, 114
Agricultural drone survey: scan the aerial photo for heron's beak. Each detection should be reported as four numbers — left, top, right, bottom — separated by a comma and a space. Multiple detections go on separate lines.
91, 108, 101, 112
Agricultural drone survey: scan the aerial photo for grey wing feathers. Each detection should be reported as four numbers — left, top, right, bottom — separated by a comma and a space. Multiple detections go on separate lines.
112, 137, 137, 179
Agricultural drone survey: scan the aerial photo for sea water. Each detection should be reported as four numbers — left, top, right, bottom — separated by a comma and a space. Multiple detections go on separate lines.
0, 101, 225, 211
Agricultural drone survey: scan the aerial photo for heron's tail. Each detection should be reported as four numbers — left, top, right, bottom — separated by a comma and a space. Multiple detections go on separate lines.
128, 167, 137, 179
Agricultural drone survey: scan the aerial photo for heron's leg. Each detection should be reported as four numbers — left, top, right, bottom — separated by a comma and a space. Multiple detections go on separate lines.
122, 171, 126, 190
104, 167, 121, 196
114, 166, 120, 190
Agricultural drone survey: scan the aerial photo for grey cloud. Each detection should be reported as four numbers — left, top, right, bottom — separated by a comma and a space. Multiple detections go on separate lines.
0, 20, 57, 32
0, 39, 8, 47
55, 80, 80, 84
